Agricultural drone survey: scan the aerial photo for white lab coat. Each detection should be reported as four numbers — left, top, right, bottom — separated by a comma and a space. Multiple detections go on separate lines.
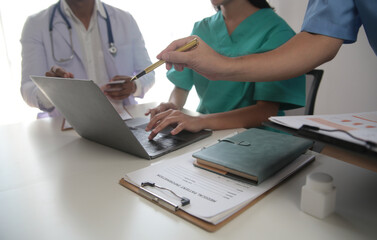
20, 1, 155, 115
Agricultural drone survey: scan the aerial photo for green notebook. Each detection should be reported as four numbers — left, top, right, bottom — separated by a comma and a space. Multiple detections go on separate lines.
193, 128, 314, 184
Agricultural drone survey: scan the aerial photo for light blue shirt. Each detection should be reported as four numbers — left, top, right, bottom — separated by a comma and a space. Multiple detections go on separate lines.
302, 0, 377, 55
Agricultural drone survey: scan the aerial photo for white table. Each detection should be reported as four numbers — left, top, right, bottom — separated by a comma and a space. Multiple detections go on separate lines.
1, 103, 376, 240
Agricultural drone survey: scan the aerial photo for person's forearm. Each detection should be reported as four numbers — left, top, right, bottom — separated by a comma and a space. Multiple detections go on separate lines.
199, 101, 280, 130
223, 32, 343, 82
168, 87, 189, 109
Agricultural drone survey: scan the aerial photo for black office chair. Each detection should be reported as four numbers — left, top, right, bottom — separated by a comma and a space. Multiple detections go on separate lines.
284, 69, 323, 116
284, 69, 324, 152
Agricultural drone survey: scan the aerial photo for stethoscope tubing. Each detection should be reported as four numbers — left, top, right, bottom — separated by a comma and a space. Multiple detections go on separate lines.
49, 0, 117, 62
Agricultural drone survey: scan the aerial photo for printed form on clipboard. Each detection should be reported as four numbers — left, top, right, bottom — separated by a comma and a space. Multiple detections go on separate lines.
120, 149, 315, 228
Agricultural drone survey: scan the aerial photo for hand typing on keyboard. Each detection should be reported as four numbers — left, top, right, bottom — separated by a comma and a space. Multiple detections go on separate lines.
145, 109, 206, 140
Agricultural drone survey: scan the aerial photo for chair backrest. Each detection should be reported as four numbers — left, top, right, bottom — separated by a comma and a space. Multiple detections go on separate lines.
284, 69, 323, 116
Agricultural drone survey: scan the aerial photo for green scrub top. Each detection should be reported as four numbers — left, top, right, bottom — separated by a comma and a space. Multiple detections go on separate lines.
167, 9, 305, 115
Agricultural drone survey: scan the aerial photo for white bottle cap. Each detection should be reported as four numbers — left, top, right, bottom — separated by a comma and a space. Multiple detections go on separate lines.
306, 172, 333, 192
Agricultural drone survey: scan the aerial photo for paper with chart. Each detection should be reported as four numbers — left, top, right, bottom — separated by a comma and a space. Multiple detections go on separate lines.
269, 111, 377, 148
124, 151, 314, 224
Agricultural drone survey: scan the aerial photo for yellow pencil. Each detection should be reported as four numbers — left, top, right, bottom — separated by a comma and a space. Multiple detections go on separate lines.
130, 38, 198, 82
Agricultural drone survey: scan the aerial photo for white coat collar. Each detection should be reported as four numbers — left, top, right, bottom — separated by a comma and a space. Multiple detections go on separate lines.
61, 0, 107, 20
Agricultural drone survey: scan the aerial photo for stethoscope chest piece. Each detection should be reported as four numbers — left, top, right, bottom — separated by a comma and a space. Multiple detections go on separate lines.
109, 43, 117, 55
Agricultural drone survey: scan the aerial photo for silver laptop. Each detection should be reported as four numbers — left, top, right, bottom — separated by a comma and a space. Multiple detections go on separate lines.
30, 76, 212, 159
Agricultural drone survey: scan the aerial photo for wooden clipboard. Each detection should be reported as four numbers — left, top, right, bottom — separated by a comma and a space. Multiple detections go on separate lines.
119, 156, 310, 234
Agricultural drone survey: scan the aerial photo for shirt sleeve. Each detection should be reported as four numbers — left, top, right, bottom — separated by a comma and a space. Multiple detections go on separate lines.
127, 14, 155, 98
166, 67, 194, 91
301, 0, 361, 43
20, 14, 55, 112
166, 25, 197, 91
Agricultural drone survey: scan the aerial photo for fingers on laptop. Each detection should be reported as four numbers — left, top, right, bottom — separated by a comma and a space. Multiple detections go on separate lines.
146, 110, 175, 140
145, 102, 178, 118
147, 109, 196, 140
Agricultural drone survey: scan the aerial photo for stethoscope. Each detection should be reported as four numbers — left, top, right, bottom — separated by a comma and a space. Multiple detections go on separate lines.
49, 1, 117, 63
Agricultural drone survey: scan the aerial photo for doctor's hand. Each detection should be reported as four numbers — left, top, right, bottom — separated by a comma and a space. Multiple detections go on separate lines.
102, 75, 136, 100
157, 35, 228, 81
145, 109, 205, 140
45, 66, 74, 78
145, 102, 179, 119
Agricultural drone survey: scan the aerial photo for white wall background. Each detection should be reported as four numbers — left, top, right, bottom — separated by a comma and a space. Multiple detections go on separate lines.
270, 0, 377, 114
1, 0, 376, 126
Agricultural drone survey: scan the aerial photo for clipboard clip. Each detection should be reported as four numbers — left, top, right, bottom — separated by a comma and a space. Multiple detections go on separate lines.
140, 182, 190, 211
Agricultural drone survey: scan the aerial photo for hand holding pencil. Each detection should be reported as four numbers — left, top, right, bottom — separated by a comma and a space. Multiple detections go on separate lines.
130, 37, 199, 82
156, 35, 227, 81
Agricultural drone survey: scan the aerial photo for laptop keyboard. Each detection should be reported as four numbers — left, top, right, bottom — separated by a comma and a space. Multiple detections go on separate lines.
130, 127, 183, 153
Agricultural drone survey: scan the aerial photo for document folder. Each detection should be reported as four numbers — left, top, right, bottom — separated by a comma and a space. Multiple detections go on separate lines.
265, 112, 377, 157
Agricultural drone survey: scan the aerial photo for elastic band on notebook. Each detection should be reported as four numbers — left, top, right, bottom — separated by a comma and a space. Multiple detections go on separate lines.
218, 139, 251, 146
